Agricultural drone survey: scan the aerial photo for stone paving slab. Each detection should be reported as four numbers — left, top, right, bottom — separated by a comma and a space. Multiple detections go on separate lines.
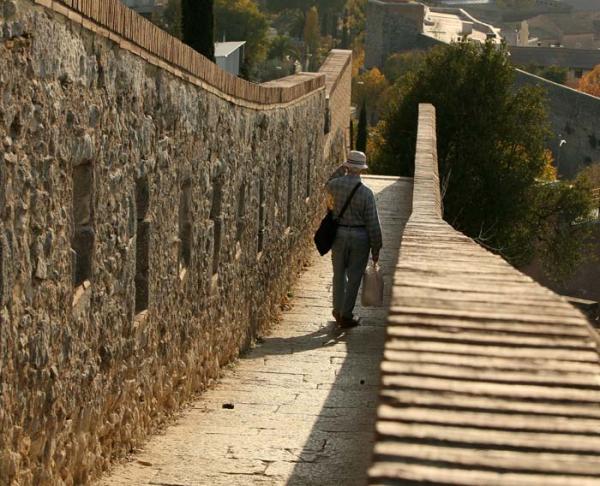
96, 176, 412, 486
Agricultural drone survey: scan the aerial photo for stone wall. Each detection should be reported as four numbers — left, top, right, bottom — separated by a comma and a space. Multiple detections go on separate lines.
0, 1, 351, 484
515, 70, 600, 177
365, 0, 426, 69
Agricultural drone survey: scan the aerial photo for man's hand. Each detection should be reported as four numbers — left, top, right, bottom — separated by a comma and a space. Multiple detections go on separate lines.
372, 253, 379, 264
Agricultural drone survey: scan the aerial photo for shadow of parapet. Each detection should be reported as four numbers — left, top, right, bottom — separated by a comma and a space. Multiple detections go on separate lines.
283, 177, 413, 486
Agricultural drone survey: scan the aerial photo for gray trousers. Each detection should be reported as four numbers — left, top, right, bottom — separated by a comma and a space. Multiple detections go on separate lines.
331, 227, 371, 319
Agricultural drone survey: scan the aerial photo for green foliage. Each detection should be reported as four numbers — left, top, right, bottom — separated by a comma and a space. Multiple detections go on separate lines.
383, 51, 426, 84
214, 0, 269, 79
151, 0, 182, 39
528, 179, 595, 281
268, 35, 300, 61
521, 64, 569, 84
371, 41, 594, 280
272, 9, 305, 39
352, 67, 390, 124
356, 101, 368, 152
182, 0, 215, 61
304, 6, 321, 70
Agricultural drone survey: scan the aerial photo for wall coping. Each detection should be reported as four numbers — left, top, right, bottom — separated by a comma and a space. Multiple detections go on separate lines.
32, 0, 332, 109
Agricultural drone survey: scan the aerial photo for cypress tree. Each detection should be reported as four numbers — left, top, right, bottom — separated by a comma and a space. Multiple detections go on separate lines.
182, 0, 215, 62
356, 101, 368, 152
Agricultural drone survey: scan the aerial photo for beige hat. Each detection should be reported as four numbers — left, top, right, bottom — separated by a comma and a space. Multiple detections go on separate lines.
343, 150, 368, 170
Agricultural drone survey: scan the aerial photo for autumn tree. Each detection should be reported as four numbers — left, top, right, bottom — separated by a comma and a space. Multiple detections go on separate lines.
182, 0, 215, 61
352, 67, 390, 124
578, 64, 600, 97
370, 41, 593, 280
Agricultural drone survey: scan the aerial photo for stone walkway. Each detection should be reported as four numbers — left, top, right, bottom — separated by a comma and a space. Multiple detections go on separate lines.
97, 176, 412, 486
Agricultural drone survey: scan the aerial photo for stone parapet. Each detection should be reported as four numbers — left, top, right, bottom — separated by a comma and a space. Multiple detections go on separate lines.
319, 49, 353, 155
368, 104, 600, 484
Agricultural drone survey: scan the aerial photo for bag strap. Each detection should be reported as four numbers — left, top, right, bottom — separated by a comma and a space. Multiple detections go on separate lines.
338, 182, 362, 220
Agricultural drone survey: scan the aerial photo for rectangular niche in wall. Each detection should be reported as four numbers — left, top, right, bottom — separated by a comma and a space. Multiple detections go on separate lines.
179, 179, 193, 274
135, 177, 150, 314
210, 179, 223, 276
306, 156, 312, 199
72, 161, 95, 287
286, 159, 293, 228
258, 179, 266, 253
236, 181, 246, 243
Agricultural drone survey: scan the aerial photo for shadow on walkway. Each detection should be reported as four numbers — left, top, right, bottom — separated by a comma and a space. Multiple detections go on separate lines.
284, 178, 409, 486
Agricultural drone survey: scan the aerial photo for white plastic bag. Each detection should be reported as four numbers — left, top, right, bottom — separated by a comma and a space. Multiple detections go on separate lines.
361, 262, 384, 307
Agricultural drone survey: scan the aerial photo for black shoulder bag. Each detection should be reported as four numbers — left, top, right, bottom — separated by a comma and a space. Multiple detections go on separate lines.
314, 182, 362, 256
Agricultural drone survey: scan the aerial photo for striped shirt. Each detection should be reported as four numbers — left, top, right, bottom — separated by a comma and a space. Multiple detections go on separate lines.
326, 172, 383, 255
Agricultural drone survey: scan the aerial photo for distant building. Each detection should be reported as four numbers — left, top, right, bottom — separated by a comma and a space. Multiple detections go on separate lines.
365, 0, 501, 68
502, 20, 531, 47
121, 0, 165, 18
215, 42, 246, 76
526, 12, 600, 49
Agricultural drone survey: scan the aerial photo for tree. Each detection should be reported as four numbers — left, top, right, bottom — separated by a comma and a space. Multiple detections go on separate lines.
370, 41, 593, 280
152, 0, 182, 39
356, 101, 368, 152
182, 0, 215, 61
578, 64, 600, 97
214, 0, 269, 79
383, 51, 426, 84
268, 35, 300, 62
352, 67, 390, 124
303, 6, 321, 70
520, 64, 568, 85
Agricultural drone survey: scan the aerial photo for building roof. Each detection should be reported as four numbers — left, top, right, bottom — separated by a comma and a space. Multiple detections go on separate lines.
214, 42, 247, 58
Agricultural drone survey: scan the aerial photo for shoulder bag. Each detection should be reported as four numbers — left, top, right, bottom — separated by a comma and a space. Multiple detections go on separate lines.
314, 182, 362, 256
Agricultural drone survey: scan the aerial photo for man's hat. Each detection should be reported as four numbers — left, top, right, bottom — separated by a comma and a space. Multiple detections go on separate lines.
343, 150, 368, 171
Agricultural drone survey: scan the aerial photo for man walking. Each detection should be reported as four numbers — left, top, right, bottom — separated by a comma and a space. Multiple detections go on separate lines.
327, 151, 382, 328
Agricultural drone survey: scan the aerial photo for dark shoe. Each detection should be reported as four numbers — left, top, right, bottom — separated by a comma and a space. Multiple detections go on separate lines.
332, 310, 341, 324
340, 316, 360, 329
